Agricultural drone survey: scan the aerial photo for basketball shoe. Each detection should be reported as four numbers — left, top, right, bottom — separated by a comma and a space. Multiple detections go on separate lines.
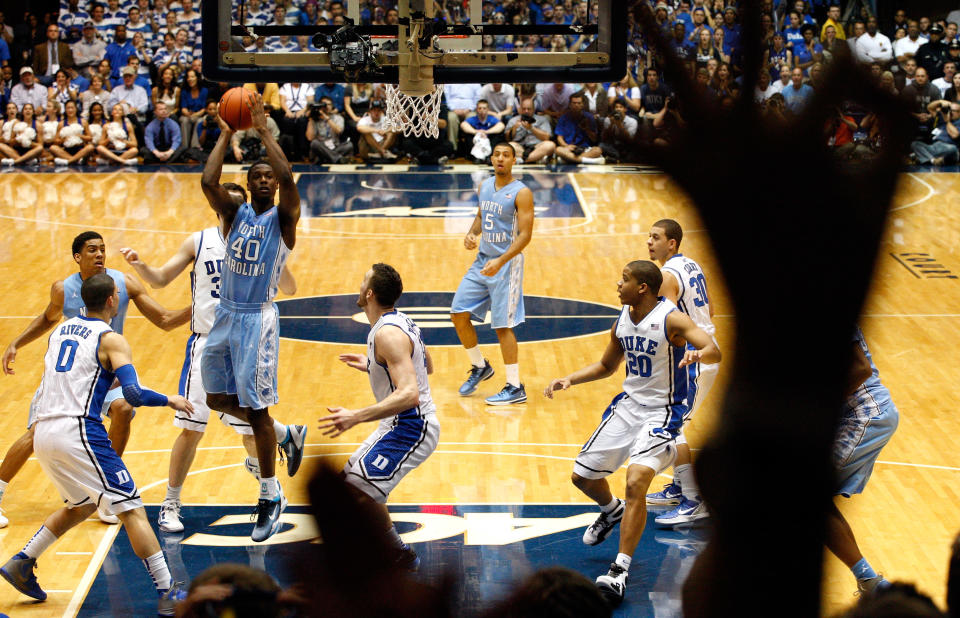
655, 497, 709, 526
158, 499, 184, 533
279, 425, 308, 476
158, 582, 188, 616
856, 575, 891, 596
0, 552, 46, 600
596, 563, 628, 606
251, 484, 287, 542
646, 482, 682, 505
485, 383, 526, 405
583, 499, 625, 546
459, 360, 494, 396
394, 543, 421, 572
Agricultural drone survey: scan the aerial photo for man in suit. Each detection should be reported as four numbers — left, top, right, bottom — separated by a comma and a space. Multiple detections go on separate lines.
33, 24, 75, 86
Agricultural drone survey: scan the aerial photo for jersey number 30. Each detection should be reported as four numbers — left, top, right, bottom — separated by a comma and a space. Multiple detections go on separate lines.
690, 274, 709, 307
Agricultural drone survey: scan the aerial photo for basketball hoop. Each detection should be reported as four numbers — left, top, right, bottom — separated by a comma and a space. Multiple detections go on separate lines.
383, 13, 444, 139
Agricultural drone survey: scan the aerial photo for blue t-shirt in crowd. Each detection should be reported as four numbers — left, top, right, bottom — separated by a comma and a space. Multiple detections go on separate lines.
313, 83, 345, 111
180, 86, 209, 113
555, 111, 597, 148
465, 114, 500, 131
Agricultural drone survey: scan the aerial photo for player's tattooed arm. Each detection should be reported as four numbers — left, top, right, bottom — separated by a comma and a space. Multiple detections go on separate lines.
544, 323, 623, 397
201, 113, 239, 225
2, 280, 65, 375
124, 273, 191, 331
666, 311, 721, 367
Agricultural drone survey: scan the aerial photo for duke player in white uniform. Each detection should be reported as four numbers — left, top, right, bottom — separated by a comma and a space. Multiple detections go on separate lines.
645, 219, 721, 525
319, 263, 440, 570
0, 231, 188, 527
120, 182, 305, 534
826, 326, 898, 595
544, 260, 720, 605
0, 273, 192, 615
451, 142, 534, 405
200, 95, 302, 542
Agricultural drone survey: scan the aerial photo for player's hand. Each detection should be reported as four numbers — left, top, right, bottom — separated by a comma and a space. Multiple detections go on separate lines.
338, 353, 368, 372
118, 247, 142, 266
678, 349, 703, 368
464, 232, 479, 250
318, 407, 360, 438
167, 395, 194, 416
543, 378, 571, 398
480, 257, 503, 277
247, 92, 269, 132
2, 344, 16, 375
215, 109, 234, 135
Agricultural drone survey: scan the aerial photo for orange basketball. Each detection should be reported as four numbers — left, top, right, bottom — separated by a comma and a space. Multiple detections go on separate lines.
219, 87, 255, 131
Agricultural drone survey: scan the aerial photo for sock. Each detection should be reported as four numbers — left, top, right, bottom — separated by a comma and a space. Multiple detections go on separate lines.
601, 497, 621, 514
259, 476, 279, 500
386, 525, 405, 549
505, 363, 520, 387
142, 550, 172, 593
164, 485, 181, 503
22, 526, 57, 559
0, 479, 7, 504
676, 464, 699, 501
466, 346, 484, 368
615, 553, 632, 571
852, 557, 877, 580
274, 419, 288, 444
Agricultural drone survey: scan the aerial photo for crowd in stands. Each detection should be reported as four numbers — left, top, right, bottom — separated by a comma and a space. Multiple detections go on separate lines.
0, 1, 956, 167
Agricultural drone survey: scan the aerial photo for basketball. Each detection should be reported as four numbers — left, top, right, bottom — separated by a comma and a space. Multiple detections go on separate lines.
219, 87, 255, 131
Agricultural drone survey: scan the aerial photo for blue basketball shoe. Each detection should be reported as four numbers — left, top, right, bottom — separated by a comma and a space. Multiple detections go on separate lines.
459, 360, 494, 396
0, 552, 46, 601
646, 482, 683, 505
251, 484, 287, 542
279, 425, 307, 477
485, 383, 526, 405
158, 582, 188, 616
655, 497, 710, 526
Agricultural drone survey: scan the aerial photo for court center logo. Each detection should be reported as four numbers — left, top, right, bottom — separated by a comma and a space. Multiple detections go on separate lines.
277, 292, 620, 346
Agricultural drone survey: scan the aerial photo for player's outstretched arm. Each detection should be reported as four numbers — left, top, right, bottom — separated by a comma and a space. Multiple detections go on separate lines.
320, 327, 418, 438
480, 187, 534, 277
247, 93, 300, 248
666, 311, 721, 367
98, 332, 193, 415
544, 323, 622, 398
124, 273, 191, 331
3, 280, 65, 375
200, 114, 239, 224
119, 236, 195, 289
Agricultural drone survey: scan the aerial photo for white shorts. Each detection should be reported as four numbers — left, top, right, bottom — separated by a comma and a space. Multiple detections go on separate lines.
33, 415, 143, 514
574, 393, 678, 480
344, 411, 439, 504
675, 360, 719, 446
28, 385, 133, 429
177, 332, 253, 435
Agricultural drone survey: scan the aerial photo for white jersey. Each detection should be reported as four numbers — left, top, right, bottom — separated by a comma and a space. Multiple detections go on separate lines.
615, 299, 689, 428
35, 316, 115, 423
366, 310, 437, 428
662, 254, 715, 336
191, 226, 225, 334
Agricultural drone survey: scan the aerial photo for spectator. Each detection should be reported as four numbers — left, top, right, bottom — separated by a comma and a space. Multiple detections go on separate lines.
693, 27, 722, 71
126, 7, 154, 50
894, 20, 927, 66
460, 99, 505, 161
48, 68, 78, 108
933, 62, 957, 98
49, 99, 92, 165
279, 81, 310, 159
89, 4, 113, 44
130, 32, 153, 79
0, 102, 42, 166
847, 19, 866, 55
889, 8, 908, 39
766, 32, 793, 81
478, 83, 515, 120
902, 66, 942, 143
821, 25, 844, 62
945, 72, 960, 102
578, 83, 609, 118
154, 33, 190, 78
96, 101, 138, 164
639, 67, 672, 121
542, 82, 578, 121
916, 23, 948, 80
59, 0, 90, 42
182, 99, 219, 162
444, 82, 481, 124
84, 100, 107, 149
755, 70, 779, 101
687, 7, 713, 48
599, 98, 638, 163
607, 74, 641, 114
306, 95, 352, 164
343, 82, 373, 146
949, 40, 960, 71
720, 6, 742, 60
103, 0, 129, 32
911, 99, 960, 165
855, 16, 893, 69
949, 22, 960, 47
356, 99, 397, 161
112, 55, 150, 90
0, 66, 11, 109
71, 22, 105, 74
312, 82, 345, 112
712, 26, 732, 66
555, 92, 603, 164
879, 71, 899, 96
173, 28, 194, 62
668, 21, 695, 76
896, 57, 918, 91
95, 59, 114, 89
11, 67, 47, 112
781, 66, 815, 113
505, 97, 555, 164
177, 0, 201, 33
242, 0, 270, 26
783, 11, 805, 51
33, 24, 75, 87
795, 25, 823, 75
141, 100, 183, 163
80, 73, 110, 119
106, 65, 149, 124
229, 109, 281, 162
177, 67, 206, 146
104, 24, 136, 80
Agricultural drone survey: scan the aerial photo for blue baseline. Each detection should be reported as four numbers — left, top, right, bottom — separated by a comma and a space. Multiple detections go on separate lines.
78, 504, 706, 617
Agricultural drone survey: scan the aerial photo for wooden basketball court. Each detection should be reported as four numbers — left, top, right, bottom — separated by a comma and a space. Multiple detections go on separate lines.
0, 166, 956, 616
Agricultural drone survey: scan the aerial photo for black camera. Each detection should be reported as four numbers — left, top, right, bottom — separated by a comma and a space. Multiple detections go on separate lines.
612, 110, 624, 120
312, 18, 380, 80
520, 114, 535, 124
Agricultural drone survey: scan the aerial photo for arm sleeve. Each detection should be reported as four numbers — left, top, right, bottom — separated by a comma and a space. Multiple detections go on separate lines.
114, 363, 168, 407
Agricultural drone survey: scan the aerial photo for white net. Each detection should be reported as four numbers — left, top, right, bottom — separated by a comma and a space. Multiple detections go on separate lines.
384, 84, 445, 139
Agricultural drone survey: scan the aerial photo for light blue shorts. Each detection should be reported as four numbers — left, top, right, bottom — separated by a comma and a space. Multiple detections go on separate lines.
833, 400, 899, 497
450, 253, 525, 329
201, 301, 279, 411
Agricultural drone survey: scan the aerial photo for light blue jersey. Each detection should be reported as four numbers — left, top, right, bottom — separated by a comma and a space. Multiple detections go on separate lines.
62, 268, 129, 333
477, 176, 527, 258
221, 203, 291, 307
